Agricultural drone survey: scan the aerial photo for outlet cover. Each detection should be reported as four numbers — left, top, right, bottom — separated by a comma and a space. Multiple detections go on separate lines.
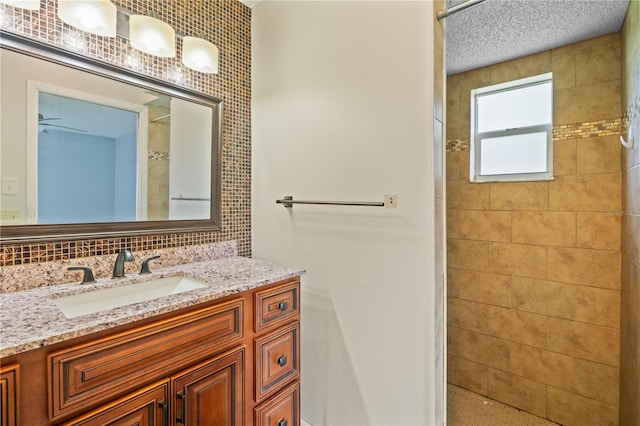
384, 194, 398, 208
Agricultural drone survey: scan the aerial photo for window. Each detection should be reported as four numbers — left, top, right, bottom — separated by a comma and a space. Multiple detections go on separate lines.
470, 73, 553, 182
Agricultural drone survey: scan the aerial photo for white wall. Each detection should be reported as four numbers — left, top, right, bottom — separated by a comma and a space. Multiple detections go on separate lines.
252, 2, 440, 424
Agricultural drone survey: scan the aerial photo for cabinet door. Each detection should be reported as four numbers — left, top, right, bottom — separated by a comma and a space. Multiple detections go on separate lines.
63, 380, 169, 426
172, 347, 244, 426
0, 364, 19, 426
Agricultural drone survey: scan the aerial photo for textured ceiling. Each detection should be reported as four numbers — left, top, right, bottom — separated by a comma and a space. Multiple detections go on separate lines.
445, 0, 630, 75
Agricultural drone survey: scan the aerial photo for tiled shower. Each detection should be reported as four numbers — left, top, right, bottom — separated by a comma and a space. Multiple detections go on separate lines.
446, 3, 639, 425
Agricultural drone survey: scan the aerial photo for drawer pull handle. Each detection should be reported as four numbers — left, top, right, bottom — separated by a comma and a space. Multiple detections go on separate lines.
176, 390, 186, 424
277, 355, 288, 367
159, 400, 169, 426
278, 419, 288, 426
278, 301, 289, 311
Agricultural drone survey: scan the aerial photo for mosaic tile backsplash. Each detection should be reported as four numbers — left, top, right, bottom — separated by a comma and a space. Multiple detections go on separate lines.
0, 0, 251, 266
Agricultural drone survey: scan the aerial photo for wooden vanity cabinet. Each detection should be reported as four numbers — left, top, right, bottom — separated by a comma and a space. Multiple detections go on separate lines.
2, 276, 300, 426
0, 363, 19, 426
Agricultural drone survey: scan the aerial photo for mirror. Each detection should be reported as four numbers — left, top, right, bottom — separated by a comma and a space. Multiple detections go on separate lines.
0, 32, 222, 242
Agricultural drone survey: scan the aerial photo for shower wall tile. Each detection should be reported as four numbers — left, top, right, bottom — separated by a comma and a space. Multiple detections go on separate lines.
548, 173, 621, 212
487, 242, 547, 279
447, 355, 488, 395
446, 32, 624, 423
458, 210, 511, 242
575, 41, 622, 86
545, 317, 619, 367
489, 51, 551, 85
547, 247, 621, 289
576, 136, 621, 174
554, 80, 621, 125
576, 212, 621, 250
489, 181, 549, 210
552, 138, 577, 175
486, 368, 547, 418
547, 387, 618, 426
511, 211, 576, 247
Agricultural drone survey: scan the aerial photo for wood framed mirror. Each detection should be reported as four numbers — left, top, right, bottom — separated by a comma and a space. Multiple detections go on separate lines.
0, 31, 223, 242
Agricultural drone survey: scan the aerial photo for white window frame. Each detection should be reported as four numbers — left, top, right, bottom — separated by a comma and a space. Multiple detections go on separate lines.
470, 72, 553, 183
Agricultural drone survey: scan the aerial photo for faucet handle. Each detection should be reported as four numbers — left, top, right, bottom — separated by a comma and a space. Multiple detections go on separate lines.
68, 266, 96, 284
140, 255, 161, 275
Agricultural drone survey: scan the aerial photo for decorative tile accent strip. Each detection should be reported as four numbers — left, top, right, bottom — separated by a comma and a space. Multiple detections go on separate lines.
0, 241, 237, 293
553, 118, 621, 141
148, 151, 170, 161
446, 138, 470, 152
446, 118, 623, 152
0, 0, 252, 266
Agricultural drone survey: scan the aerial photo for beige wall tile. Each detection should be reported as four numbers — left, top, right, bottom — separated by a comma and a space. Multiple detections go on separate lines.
551, 53, 576, 90
554, 80, 621, 125
447, 326, 512, 371
576, 42, 621, 86
448, 180, 490, 210
553, 138, 577, 176
574, 359, 620, 405
446, 150, 469, 181
489, 51, 551, 85
549, 173, 622, 212
512, 211, 576, 247
574, 286, 620, 328
548, 247, 621, 289
448, 267, 460, 298
546, 317, 620, 366
552, 32, 621, 58
622, 211, 640, 265
447, 208, 460, 239
509, 343, 575, 390
447, 354, 488, 395
510, 277, 576, 320
459, 210, 511, 242
577, 136, 621, 175
577, 212, 621, 250
458, 271, 516, 308
447, 238, 490, 272
487, 368, 547, 418
547, 387, 618, 426
490, 181, 549, 210
488, 242, 548, 279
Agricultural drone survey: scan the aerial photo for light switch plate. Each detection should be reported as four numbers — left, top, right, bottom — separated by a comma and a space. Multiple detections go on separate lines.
2, 177, 18, 195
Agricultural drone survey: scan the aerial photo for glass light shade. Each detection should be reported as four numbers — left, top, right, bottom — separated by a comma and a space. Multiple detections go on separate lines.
129, 14, 176, 58
0, 0, 40, 10
182, 36, 219, 74
57, 0, 117, 37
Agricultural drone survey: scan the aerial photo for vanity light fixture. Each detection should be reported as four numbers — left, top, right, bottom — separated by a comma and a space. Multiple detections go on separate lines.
182, 36, 219, 74
57, 0, 117, 37
129, 13, 175, 58
0, 0, 40, 10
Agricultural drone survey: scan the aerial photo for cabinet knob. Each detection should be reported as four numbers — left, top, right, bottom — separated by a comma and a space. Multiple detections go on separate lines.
278, 419, 288, 426
277, 355, 287, 367
278, 301, 289, 311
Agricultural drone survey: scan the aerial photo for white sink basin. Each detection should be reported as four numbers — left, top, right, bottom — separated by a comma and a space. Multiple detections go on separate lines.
52, 276, 209, 319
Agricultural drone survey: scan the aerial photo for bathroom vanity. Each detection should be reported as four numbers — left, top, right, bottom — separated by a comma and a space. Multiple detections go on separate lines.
0, 256, 303, 426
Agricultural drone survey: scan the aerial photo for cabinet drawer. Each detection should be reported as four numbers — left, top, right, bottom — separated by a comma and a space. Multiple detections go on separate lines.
255, 322, 299, 402
255, 279, 299, 333
255, 382, 299, 426
62, 380, 169, 426
49, 298, 244, 421
0, 363, 19, 426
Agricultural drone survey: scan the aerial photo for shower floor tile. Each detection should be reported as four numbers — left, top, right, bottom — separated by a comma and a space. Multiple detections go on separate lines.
447, 384, 560, 426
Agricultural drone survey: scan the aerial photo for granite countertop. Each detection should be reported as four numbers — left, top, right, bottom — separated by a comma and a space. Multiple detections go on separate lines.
0, 256, 305, 358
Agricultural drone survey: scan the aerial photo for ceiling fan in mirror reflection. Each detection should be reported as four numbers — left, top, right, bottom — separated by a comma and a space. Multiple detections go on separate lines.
38, 113, 88, 133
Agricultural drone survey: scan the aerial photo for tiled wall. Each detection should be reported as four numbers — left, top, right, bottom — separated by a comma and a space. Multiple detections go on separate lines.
619, 1, 640, 424
0, 0, 251, 266
446, 33, 622, 425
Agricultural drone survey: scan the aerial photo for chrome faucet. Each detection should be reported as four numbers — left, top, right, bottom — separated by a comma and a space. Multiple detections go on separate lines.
112, 249, 135, 278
